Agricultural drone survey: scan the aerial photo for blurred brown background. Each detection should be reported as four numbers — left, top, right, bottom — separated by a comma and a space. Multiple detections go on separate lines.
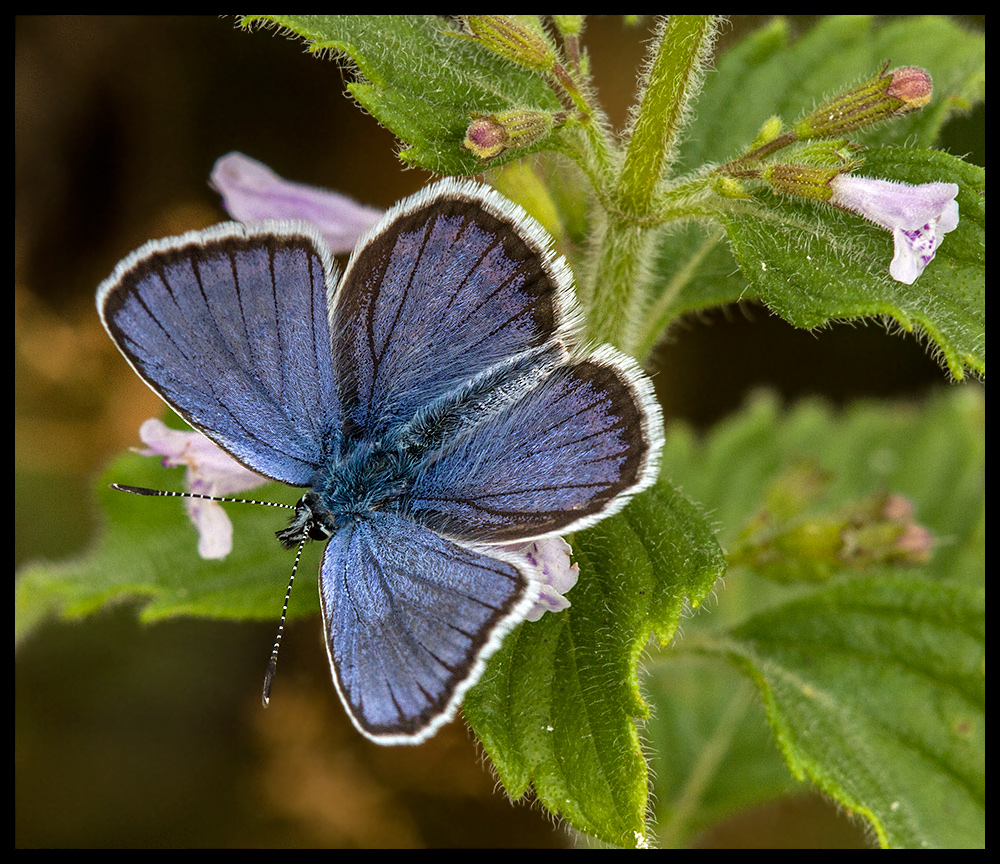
15, 16, 983, 848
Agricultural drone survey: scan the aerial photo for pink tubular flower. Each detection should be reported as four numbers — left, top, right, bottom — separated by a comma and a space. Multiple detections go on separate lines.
829, 174, 959, 285
210, 152, 383, 253
500, 537, 580, 621
136, 418, 267, 559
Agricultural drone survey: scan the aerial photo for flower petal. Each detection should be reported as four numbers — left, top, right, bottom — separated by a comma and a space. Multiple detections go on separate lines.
188, 496, 235, 560
829, 174, 960, 284
210, 152, 383, 254
500, 536, 579, 621
890, 226, 937, 285
136, 418, 267, 559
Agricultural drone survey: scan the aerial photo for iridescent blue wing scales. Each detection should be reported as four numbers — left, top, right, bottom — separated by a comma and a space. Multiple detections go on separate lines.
405, 344, 663, 543
314, 180, 663, 741
331, 180, 580, 445
97, 222, 341, 486
97, 177, 665, 747
319, 512, 537, 744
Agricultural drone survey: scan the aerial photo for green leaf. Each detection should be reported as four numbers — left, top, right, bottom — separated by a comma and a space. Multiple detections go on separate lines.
719, 578, 985, 849
643, 16, 985, 371
646, 387, 984, 848
15, 446, 315, 646
464, 476, 726, 848
719, 148, 985, 380
239, 15, 563, 174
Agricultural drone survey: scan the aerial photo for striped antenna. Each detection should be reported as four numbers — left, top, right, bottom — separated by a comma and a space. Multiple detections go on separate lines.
111, 483, 296, 511
262, 536, 307, 707
111, 482, 304, 707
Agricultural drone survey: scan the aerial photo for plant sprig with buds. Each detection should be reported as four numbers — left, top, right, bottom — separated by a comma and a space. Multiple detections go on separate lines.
187, 17, 991, 848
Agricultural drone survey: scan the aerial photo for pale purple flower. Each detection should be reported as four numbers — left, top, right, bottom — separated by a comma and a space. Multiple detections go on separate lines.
500, 536, 580, 621
136, 418, 267, 560
829, 174, 959, 285
210, 152, 383, 253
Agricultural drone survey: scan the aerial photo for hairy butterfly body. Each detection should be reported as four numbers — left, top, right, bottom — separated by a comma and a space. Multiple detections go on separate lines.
97, 178, 663, 744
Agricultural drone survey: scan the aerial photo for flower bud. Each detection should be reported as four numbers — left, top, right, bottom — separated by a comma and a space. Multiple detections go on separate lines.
462, 110, 554, 160
749, 115, 785, 151
839, 494, 935, 567
762, 163, 840, 202
712, 174, 752, 199
885, 66, 933, 109
793, 64, 933, 140
893, 523, 934, 565
460, 15, 556, 72
551, 15, 584, 37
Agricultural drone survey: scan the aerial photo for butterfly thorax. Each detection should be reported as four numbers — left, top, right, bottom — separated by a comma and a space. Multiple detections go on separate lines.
275, 345, 566, 551
276, 437, 423, 550
322, 437, 421, 518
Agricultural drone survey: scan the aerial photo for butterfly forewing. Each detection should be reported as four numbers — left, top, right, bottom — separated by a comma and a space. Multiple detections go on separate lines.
97, 222, 341, 486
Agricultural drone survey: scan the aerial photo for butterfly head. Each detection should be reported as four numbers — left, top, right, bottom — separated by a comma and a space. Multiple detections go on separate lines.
275, 491, 337, 549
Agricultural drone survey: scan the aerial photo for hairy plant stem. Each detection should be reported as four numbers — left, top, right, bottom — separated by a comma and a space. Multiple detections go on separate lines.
585, 15, 720, 354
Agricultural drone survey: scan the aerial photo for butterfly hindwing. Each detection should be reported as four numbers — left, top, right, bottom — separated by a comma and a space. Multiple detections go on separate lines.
319, 511, 537, 744
405, 344, 663, 543
97, 222, 341, 486
331, 180, 580, 445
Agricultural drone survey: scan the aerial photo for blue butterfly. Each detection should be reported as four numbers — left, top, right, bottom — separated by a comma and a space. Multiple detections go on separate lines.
96, 178, 663, 744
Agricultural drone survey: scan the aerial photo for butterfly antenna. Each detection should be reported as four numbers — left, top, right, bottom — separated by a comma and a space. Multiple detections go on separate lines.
110, 483, 296, 510
112, 482, 302, 706
262, 537, 306, 707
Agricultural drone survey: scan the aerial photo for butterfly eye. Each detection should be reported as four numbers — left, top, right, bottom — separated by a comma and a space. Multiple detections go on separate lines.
307, 522, 333, 542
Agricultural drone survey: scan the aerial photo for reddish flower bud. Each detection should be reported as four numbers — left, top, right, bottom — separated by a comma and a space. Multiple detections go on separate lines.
885, 66, 933, 110
463, 110, 554, 161
794, 64, 934, 140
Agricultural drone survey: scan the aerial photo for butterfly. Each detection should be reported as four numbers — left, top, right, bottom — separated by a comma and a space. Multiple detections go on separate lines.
96, 178, 663, 745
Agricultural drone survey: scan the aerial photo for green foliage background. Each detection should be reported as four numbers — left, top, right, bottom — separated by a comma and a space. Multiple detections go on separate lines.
15, 16, 983, 849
